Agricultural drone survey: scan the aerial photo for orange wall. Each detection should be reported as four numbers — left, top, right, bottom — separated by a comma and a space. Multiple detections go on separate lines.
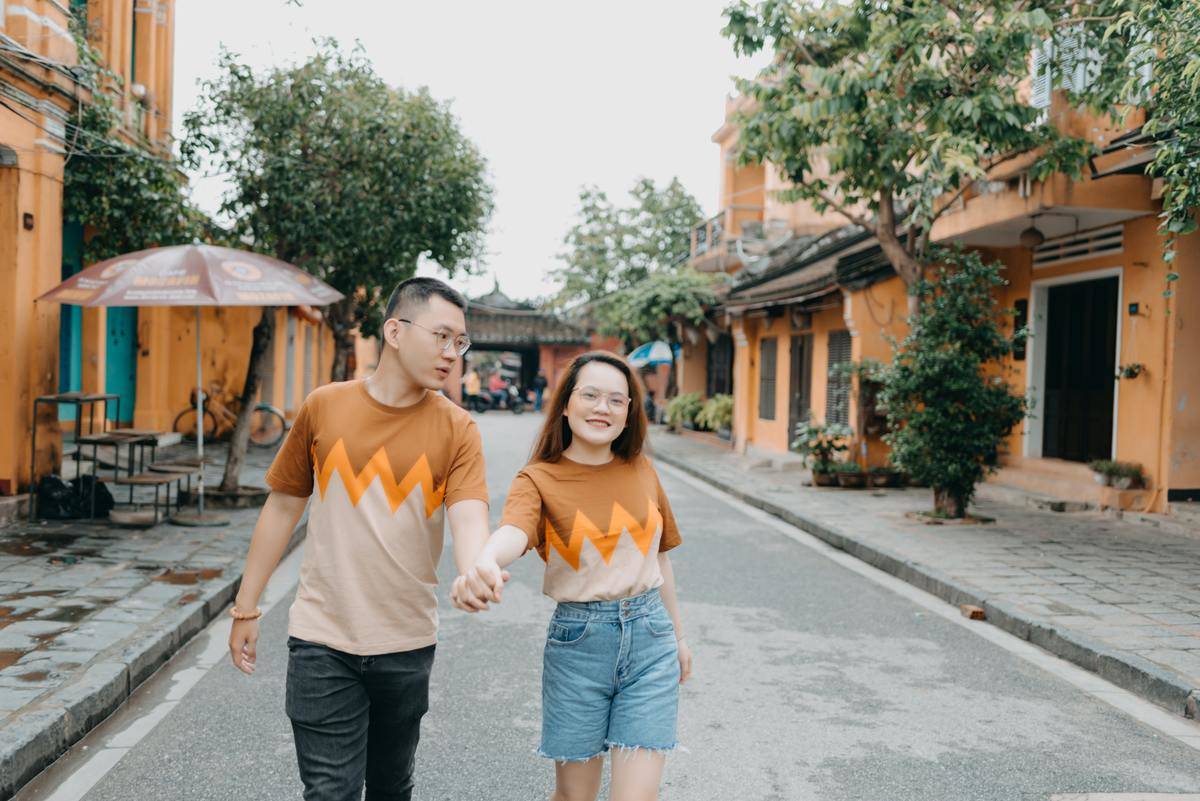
1167, 230, 1200, 493
677, 335, 707, 397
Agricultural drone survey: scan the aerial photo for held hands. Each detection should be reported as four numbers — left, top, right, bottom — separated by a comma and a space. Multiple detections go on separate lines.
450, 556, 510, 613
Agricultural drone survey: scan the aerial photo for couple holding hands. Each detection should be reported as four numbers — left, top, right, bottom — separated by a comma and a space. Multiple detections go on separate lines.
228, 277, 690, 801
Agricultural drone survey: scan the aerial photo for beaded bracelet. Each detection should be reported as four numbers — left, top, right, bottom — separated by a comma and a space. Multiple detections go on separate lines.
229, 606, 263, 621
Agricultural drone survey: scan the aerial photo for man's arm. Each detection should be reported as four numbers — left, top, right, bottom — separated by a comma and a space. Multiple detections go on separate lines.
228, 491, 308, 675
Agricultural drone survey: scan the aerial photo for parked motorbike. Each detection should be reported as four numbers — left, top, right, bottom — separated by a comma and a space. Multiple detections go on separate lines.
467, 385, 526, 414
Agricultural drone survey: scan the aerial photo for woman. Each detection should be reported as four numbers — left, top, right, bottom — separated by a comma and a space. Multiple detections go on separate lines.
454, 351, 692, 801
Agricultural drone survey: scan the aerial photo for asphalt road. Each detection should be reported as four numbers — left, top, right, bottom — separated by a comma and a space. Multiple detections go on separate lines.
17, 412, 1200, 801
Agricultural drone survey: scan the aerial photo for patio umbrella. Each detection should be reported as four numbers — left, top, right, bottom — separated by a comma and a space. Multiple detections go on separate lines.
38, 243, 344, 526
627, 340, 675, 368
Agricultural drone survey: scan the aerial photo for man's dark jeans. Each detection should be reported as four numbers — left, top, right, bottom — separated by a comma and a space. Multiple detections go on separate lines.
285, 637, 435, 801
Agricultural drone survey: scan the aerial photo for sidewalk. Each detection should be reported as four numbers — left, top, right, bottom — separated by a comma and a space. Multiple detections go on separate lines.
0, 445, 295, 801
649, 429, 1200, 719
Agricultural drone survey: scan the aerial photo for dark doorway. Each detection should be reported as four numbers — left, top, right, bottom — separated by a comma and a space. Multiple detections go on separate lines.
706, 333, 733, 397
788, 334, 813, 440
1042, 276, 1119, 462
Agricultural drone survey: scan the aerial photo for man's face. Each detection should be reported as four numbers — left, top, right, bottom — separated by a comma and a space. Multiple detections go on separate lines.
382, 295, 468, 391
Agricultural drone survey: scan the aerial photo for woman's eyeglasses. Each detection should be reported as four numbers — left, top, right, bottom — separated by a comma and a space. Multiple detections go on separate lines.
573, 386, 630, 411
395, 318, 472, 357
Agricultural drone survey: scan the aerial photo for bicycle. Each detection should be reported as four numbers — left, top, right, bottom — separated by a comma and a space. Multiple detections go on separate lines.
173, 383, 287, 448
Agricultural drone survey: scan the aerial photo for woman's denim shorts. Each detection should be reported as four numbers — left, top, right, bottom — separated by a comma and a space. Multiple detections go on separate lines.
538, 587, 680, 762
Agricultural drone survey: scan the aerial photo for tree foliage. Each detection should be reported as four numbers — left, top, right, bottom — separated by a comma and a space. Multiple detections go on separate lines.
594, 268, 719, 347
722, 0, 1132, 290
1106, 0, 1200, 292
63, 27, 201, 264
553, 177, 703, 308
181, 41, 492, 490
181, 41, 494, 363
879, 247, 1027, 518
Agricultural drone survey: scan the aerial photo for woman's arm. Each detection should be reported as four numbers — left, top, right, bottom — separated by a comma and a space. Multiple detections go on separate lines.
657, 553, 693, 684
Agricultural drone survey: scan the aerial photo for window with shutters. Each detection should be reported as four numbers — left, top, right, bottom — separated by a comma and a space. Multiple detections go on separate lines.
825, 330, 852, 426
758, 337, 777, 420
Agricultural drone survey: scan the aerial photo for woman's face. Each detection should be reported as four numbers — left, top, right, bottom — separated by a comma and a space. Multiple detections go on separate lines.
564, 362, 631, 449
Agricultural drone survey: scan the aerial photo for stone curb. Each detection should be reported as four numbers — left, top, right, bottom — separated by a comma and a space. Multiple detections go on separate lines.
654, 450, 1199, 719
0, 522, 306, 801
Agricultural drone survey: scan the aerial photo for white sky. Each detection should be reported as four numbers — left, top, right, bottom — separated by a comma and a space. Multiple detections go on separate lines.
172, 0, 766, 302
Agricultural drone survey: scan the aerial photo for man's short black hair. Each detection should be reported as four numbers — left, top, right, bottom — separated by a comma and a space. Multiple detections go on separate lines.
383, 277, 468, 321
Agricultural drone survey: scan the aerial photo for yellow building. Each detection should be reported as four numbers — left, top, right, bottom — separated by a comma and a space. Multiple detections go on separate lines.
1, 1, 337, 502
683, 93, 1199, 514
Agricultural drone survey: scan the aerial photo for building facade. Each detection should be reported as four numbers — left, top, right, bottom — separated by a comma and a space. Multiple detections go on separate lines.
682, 92, 1199, 513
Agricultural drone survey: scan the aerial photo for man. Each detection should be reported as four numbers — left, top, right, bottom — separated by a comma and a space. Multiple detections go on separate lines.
487, 370, 507, 409
463, 367, 482, 409
531, 368, 548, 412
228, 277, 502, 801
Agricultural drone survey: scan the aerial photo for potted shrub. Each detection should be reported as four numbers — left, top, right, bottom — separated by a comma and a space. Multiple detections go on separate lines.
811, 460, 839, 487
792, 420, 852, 485
834, 461, 868, 488
869, 464, 900, 488
1088, 459, 1143, 490
696, 394, 734, 440
665, 392, 704, 432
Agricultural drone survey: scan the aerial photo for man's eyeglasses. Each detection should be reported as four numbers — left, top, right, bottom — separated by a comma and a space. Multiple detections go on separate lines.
573, 386, 630, 411
395, 319, 471, 357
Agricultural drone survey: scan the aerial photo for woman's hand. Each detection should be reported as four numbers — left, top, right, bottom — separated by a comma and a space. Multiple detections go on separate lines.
450, 557, 510, 613
677, 637, 693, 684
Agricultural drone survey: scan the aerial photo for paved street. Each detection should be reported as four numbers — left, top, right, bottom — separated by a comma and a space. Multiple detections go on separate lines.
15, 413, 1200, 801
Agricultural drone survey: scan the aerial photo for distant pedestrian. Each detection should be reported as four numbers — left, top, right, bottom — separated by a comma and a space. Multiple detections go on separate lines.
464, 367, 482, 408
532, 368, 548, 412
454, 351, 691, 801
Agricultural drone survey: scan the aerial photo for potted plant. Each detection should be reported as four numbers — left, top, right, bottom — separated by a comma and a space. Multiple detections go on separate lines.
1088, 459, 1144, 490
834, 461, 868, 488
792, 420, 852, 485
696, 394, 733, 440
811, 460, 839, 486
665, 392, 704, 432
869, 464, 900, 488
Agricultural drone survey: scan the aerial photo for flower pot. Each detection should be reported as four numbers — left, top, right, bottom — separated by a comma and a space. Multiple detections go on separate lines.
1111, 476, 1136, 490
812, 471, 838, 487
1092, 471, 1111, 486
717, 427, 732, 441
836, 472, 867, 489
869, 471, 899, 488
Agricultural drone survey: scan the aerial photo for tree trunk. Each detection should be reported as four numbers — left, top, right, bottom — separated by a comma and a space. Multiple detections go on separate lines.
875, 192, 923, 317
219, 307, 276, 493
327, 297, 358, 383
933, 487, 967, 519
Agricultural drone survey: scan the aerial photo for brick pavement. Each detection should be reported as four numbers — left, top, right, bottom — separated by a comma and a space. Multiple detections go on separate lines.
0, 443, 293, 799
648, 429, 1200, 717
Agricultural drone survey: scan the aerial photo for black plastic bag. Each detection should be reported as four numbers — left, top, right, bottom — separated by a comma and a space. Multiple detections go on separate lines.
37, 475, 82, 519
71, 474, 114, 518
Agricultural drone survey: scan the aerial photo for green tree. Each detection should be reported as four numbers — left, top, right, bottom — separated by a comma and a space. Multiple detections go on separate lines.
1106, 0, 1200, 296
595, 268, 719, 348
880, 248, 1027, 518
723, 0, 1131, 306
182, 42, 493, 491
63, 26, 201, 264
553, 177, 703, 307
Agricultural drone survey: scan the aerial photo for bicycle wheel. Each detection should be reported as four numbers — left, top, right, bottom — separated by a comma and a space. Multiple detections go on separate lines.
173, 408, 216, 441
248, 405, 287, 448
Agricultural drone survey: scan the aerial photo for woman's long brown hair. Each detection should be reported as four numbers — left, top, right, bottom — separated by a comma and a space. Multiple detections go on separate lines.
531, 351, 648, 463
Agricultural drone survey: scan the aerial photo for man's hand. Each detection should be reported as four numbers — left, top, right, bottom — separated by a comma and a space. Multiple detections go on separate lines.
229, 618, 259, 675
450, 557, 510, 613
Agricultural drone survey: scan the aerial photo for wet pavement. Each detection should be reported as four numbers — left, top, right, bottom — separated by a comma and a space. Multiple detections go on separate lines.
0, 443, 285, 798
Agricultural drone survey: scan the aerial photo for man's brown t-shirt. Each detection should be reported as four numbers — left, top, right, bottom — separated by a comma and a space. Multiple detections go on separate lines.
266, 380, 488, 655
500, 454, 681, 602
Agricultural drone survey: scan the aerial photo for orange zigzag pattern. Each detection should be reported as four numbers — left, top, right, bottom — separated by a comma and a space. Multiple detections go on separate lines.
313, 439, 445, 518
544, 498, 662, 570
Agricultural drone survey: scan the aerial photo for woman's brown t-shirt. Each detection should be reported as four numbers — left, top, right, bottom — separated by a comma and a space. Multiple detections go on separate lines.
500, 454, 681, 602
